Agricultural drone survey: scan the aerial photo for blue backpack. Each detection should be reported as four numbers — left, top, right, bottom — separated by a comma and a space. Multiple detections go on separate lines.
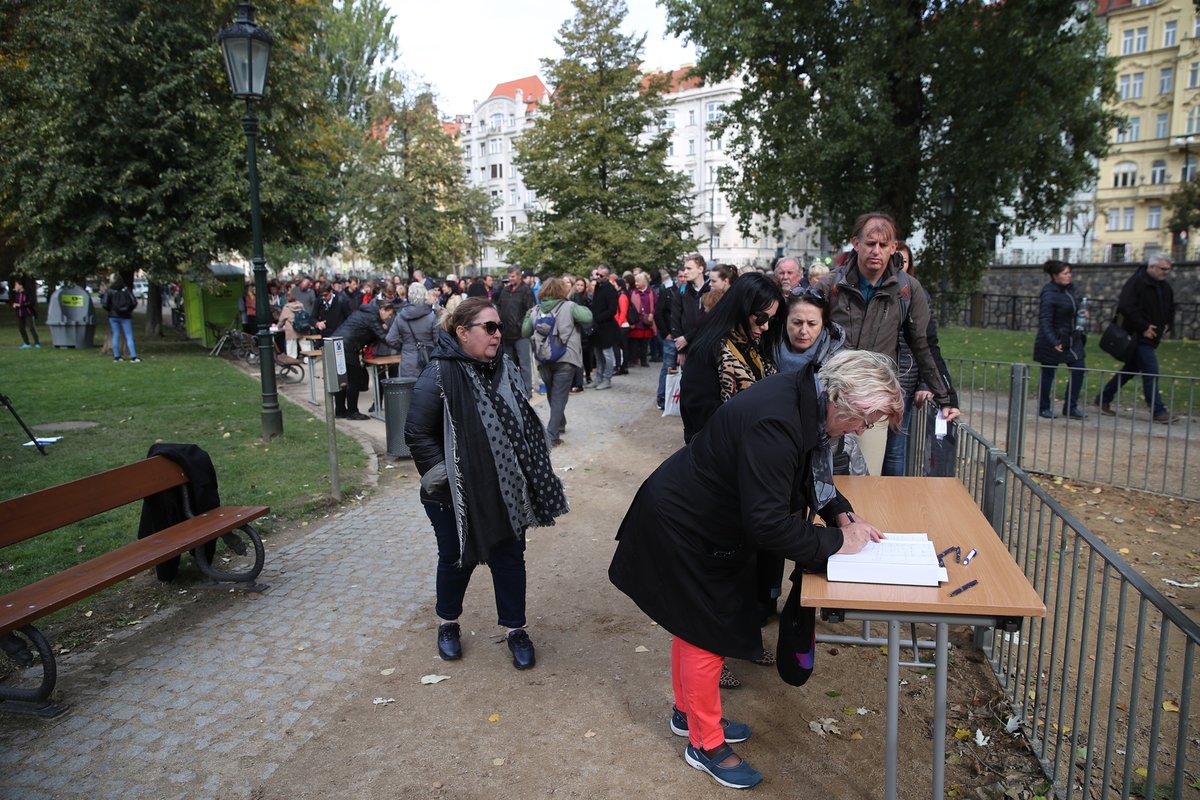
532, 303, 569, 363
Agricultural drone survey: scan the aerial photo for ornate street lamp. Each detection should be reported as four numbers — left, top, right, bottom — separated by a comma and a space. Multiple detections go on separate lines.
219, 2, 281, 438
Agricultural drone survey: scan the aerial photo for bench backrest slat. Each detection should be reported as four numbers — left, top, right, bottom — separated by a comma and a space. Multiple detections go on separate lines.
0, 456, 189, 547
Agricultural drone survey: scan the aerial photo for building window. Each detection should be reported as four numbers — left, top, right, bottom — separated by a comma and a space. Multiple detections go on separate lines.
1189, 107, 1200, 135
707, 136, 718, 151
510, 188, 518, 205
1131, 72, 1144, 98
1165, 21, 1177, 48
665, 110, 676, 129
1123, 207, 1135, 230
1117, 116, 1140, 142
708, 165, 717, 182
667, 141, 675, 157
1147, 205, 1162, 229
1195, 17, 1200, 38
1119, 75, 1131, 99
489, 113, 502, 131
490, 164, 503, 179
527, 189, 536, 204
1186, 156, 1197, 182
1106, 208, 1119, 232
479, 143, 486, 156
1157, 113, 1170, 139
705, 101, 725, 122
479, 167, 487, 181
1161, 67, 1174, 94
688, 110, 696, 126
511, 216, 517, 230
1122, 29, 1135, 55
1151, 159, 1167, 183
508, 115, 516, 128
687, 139, 695, 155
463, 145, 471, 159
1191, 63, 1199, 88
1135, 26, 1148, 52
489, 139, 502, 155
1112, 161, 1138, 188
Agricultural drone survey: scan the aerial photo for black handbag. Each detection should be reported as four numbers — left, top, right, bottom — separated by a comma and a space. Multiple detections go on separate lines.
1099, 316, 1136, 363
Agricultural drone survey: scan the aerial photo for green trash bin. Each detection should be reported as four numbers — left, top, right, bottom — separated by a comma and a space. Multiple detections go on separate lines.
381, 377, 418, 458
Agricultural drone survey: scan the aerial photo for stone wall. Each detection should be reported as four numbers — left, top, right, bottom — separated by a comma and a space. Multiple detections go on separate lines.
979, 261, 1197, 305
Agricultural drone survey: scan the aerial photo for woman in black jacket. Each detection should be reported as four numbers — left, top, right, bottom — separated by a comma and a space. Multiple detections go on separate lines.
609, 350, 903, 789
404, 298, 568, 671
329, 301, 394, 420
1033, 260, 1087, 420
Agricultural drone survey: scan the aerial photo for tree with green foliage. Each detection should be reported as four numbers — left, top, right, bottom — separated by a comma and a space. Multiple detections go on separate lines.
662, 0, 1118, 297
507, 0, 697, 275
0, 0, 343, 332
353, 91, 495, 277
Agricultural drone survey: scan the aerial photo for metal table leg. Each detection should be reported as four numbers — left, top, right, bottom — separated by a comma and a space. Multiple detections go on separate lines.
886, 619, 900, 800
932, 622, 949, 799
370, 364, 384, 421
305, 354, 318, 405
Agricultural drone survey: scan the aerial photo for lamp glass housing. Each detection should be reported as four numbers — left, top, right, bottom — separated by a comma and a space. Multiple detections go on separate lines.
218, 5, 274, 99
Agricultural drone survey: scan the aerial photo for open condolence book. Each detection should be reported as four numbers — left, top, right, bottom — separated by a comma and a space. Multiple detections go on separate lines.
825, 533, 949, 587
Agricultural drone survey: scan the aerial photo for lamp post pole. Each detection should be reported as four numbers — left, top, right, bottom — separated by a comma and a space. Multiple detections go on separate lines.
244, 109, 282, 438
220, 2, 281, 439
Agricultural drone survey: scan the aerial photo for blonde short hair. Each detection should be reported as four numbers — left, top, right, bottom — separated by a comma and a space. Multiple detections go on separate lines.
820, 350, 905, 430
808, 263, 829, 280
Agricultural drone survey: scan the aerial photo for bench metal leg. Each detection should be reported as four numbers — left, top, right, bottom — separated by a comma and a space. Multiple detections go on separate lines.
0, 625, 67, 715
192, 524, 266, 584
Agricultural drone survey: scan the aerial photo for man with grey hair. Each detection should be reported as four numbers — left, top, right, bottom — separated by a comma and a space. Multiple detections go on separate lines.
1097, 254, 1176, 423
774, 257, 803, 293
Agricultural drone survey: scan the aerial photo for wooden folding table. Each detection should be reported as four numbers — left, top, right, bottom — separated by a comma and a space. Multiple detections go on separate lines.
801, 477, 1046, 800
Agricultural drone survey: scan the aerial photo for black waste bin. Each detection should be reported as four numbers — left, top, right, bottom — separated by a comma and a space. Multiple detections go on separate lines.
381, 377, 418, 458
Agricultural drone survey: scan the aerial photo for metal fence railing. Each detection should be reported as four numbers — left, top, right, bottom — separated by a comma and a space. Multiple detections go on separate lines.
940, 420, 1199, 800
945, 359, 1199, 502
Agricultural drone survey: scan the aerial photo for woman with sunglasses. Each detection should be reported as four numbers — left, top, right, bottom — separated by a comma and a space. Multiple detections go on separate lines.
610, 349, 904, 789
679, 271, 784, 688
405, 298, 569, 671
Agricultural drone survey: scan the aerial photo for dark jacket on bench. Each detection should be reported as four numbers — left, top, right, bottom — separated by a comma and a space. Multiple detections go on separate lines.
137, 443, 221, 581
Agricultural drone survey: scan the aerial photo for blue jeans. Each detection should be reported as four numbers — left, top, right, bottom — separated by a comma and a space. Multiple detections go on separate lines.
656, 336, 678, 405
109, 317, 137, 359
1101, 343, 1167, 415
1039, 360, 1085, 415
881, 394, 914, 477
594, 344, 616, 382
424, 502, 527, 628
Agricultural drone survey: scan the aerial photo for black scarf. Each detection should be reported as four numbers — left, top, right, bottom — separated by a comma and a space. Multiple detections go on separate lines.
436, 341, 568, 566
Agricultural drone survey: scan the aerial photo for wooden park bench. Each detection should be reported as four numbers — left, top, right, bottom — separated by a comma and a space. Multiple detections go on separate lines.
0, 455, 269, 716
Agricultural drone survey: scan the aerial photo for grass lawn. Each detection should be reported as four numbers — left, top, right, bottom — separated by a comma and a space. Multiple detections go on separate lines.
0, 306, 369, 606
936, 326, 1200, 378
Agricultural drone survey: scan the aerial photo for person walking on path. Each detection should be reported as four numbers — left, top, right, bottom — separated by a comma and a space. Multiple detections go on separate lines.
522, 277, 593, 447
1034, 260, 1088, 420
590, 265, 620, 390
609, 350, 903, 790
1097, 255, 1176, 424
405, 298, 569, 671
498, 266, 536, 397
103, 276, 140, 363
11, 278, 41, 348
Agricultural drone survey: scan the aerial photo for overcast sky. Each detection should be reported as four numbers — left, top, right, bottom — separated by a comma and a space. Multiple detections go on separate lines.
385, 0, 697, 115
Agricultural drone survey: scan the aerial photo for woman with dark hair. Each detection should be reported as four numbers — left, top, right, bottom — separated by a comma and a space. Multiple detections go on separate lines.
1034, 260, 1087, 419
679, 271, 784, 688
439, 279, 463, 317
680, 271, 784, 444
708, 264, 738, 293
405, 297, 569, 670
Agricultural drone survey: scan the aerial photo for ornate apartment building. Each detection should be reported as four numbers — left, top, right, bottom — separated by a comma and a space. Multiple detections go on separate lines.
1096, 0, 1200, 262
452, 70, 810, 274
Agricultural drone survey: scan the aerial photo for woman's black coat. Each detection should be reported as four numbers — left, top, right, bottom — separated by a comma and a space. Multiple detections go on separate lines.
590, 280, 620, 350
1033, 282, 1085, 365
608, 369, 851, 660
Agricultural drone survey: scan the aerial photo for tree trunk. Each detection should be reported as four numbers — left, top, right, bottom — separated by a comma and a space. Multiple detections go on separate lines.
146, 280, 164, 337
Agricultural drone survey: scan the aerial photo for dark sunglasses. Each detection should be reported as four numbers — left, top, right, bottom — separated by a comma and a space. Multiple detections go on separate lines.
464, 320, 501, 335
751, 311, 773, 327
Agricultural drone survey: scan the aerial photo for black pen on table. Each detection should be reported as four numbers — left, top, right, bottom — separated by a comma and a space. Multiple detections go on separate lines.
949, 579, 978, 597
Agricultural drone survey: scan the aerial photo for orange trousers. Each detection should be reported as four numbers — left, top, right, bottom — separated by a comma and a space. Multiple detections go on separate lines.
671, 636, 725, 749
